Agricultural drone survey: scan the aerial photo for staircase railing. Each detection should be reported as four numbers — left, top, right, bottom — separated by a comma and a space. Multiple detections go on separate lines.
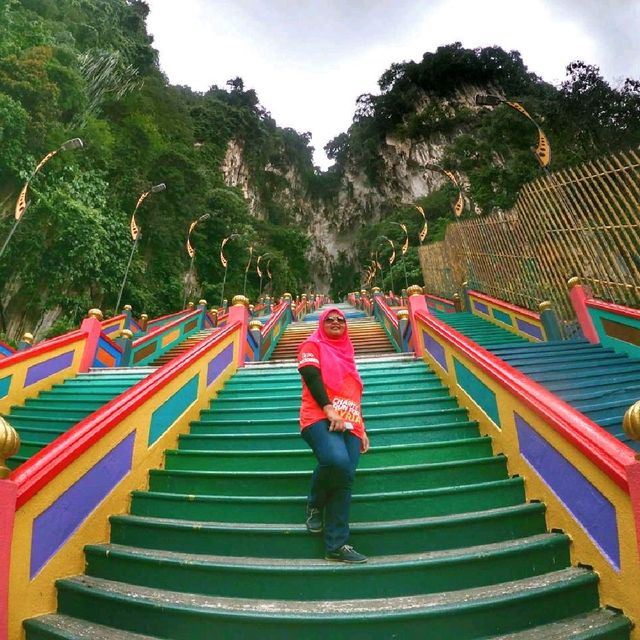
372, 294, 402, 352
583, 296, 640, 359
127, 309, 206, 367
0, 316, 105, 415
466, 289, 551, 342
412, 307, 640, 628
258, 300, 292, 361
0, 340, 15, 359
425, 293, 457, 314
1, 321, 243, 637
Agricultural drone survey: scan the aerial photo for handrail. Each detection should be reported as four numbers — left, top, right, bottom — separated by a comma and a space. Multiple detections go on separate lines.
12, 321, 240, 507
586, 298, 640, 321
416, 309, 635, 488
131, 309, 200, 347
374, 295, 399, 329
425, 293, 455, 307
469, 289, 540, 321
145, 308, 192, 330
0, 329, 86, 371
261, 301, 287, 337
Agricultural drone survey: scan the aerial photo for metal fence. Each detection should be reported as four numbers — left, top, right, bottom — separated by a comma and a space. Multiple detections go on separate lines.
419, 148, 640, 332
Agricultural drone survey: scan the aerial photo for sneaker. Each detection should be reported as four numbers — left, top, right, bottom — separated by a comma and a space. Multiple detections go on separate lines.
325, 544, 368, 564
305, 505, 323, 533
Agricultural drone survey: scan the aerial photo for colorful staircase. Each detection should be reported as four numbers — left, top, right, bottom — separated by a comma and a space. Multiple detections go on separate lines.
434, 310, 640, 452
23, 353, 630, 638
271, 317, 396, 360
6, 368, 151, 470
149, 329, 216, 367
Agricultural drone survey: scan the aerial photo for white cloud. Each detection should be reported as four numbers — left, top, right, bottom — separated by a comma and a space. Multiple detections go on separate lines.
144, 0, 640, 168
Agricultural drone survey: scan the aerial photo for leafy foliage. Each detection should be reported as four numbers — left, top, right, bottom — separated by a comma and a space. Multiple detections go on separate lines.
0, 0, 315, 334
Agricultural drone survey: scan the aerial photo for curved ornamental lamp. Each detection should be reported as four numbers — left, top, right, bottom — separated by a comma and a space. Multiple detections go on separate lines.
475, 94, 551, 170
115, 183, 166, 314
183, 213, 211, 308
0, 138, 84, 261
220, 232, 240, 307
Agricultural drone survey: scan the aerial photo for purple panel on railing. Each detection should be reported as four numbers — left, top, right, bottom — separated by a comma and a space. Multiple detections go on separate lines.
207, 342, 234, 386
515, 413, 620, 569
30, 432, 134, 578
516, 318, 544, 340
423, 332, 448, 372
473, 300, 489, 315
24, 350, 75, 387
103, 324, 120, 335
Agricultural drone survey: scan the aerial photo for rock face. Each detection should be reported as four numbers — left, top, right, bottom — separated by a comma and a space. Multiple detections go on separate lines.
219, 86, 489, 292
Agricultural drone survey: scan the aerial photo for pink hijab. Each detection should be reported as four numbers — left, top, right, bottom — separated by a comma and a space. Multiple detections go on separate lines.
298, 307, 363, 391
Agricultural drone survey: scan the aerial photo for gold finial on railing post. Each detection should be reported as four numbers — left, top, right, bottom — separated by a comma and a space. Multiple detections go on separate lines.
18, 332, 34, 351
452, 293, 463, 312
623, 400, 640, 443
232, 295, 249, 307
0, 416, 20, 479
123, 304, 132, 312
139, 313, 149, 332
406, 285, 424, 297
567, 276, 582, 289
87, 308, 103, 321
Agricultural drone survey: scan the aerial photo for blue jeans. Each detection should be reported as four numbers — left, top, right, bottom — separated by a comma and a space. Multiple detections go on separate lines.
301, 419, 361, 552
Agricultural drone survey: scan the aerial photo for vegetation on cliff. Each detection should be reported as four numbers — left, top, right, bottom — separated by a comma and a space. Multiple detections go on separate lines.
0, 0, 317, 335
1, 2, 639, 327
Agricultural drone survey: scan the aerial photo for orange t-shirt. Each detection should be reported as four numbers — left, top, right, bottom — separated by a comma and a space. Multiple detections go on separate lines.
297, 343, 365, 440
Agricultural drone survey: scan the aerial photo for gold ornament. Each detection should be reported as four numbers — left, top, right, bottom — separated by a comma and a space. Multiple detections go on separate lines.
120, 329, 134, 340
249, 319, 262, 331
232, 295, 249, 307
87, 309, 103, 320
567, 277, 582, 289
623, 401, 640, 442
407, 285, 424, 297
0, 416, 20, 479
397, 309, 409, 321
21, 332, 34, 345
539, 301, 552, 312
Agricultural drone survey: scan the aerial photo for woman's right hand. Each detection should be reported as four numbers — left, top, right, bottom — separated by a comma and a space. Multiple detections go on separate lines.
324, 405, 346, 431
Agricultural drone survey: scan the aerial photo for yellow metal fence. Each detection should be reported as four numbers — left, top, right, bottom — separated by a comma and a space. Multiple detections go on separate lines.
419, 148, 640, 332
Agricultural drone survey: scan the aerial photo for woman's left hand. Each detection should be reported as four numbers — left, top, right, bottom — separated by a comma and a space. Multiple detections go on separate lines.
361, 432, 370, 453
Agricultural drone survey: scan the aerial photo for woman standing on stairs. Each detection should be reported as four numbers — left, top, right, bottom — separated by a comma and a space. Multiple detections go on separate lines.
297, 307, 370, 563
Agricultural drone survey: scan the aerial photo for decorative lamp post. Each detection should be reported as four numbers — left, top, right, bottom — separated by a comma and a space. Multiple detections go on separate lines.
243, 245, 254, 298
256, 252, 271, 298
115, 183, 166, 314
390, 222, 410, 289
378, 235, 397, 295
1, 138, 84, 261
414, 205, 428, 244
424, 164, 465, 217
475, 94, 551, 171
183, 213, 211, 309
219, 232, 239, 308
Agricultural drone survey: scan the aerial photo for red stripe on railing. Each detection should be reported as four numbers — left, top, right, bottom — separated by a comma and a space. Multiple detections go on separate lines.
0, 331, 86, 370
417, 310, 635, 489
261, 301, 287, 337
145, 309, 192, 329
586, 298, 640, 321
375, 296, 399, 329
12, 321, 240, 507
131, 310, 200, 347
425, 293, 455, 307
469, 290, 540, 321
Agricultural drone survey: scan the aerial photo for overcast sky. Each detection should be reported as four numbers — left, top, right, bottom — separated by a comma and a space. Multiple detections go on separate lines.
144, 0, 640, 169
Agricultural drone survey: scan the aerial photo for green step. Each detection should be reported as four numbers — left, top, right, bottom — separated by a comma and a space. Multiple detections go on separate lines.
48, 568, 600, 639
166, 438, 493, 472
177, 421, 481, 450
191, 407, 470, 432
132, 477, 526, 524
10, 406, 97, 420
214, 384, 448, 406
83, 533, 570, 600
198, 396, 457, 421
222, 373, 433, 392
149, 454, 508, 497
111, 502, 545, 558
